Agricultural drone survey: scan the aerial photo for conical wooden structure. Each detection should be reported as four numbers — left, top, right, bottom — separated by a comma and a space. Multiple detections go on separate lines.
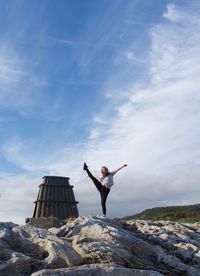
33, 176, 79, 219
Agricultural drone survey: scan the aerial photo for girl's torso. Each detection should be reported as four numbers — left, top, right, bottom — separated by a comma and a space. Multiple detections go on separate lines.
100, 174, 114, 189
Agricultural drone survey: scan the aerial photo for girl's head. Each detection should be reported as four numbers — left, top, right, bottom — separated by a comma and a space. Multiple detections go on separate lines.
101, 166, 109, 176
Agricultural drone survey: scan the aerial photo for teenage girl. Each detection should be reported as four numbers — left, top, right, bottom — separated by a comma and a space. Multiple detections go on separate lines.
83, 162, 128, 216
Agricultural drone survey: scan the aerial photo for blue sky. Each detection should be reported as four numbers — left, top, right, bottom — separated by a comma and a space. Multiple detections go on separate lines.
0, 0, 200, 223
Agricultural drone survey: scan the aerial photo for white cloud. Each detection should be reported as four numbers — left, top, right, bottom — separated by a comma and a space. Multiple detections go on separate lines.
163, 3, 199, 25
125, 51, 145, 63
0, 172, 39, 224
89, 129, 100, 140
93, 116, 109, 125
163, 4, 184, 22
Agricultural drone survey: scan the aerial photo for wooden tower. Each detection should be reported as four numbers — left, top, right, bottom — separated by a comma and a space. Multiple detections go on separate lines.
33, 176, 79, 219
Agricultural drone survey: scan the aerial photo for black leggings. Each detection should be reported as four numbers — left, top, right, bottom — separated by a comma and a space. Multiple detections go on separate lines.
86, 168, 110, 215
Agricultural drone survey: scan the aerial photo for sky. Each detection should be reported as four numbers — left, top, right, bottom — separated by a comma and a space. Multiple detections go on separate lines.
0, 0, 199, 224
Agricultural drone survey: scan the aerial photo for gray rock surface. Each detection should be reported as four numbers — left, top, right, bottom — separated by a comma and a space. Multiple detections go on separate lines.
32, 263, 163, 276
0, 216, 200, 275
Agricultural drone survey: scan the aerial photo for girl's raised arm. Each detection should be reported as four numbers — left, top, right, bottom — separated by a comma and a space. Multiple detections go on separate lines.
111, 164, 128, 175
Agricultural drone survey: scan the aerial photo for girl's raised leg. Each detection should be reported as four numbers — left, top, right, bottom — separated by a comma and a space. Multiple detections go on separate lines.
83, 163, 102, 192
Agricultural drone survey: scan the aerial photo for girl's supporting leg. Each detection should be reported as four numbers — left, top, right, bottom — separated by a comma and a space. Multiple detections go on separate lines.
101, 187, 110, 216
85, 168, 102, 192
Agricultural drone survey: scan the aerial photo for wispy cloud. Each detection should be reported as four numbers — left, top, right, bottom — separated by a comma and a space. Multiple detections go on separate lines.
0, 44, 48, 111
0, 46, 26, 89
46, 36, 95, 47
126, 20, 154, 26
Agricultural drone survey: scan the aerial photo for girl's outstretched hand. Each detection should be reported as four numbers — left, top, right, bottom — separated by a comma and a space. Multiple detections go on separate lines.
123, 164, 128, 167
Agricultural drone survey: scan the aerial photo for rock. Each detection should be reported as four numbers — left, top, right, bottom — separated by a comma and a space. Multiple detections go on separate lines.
193, 250, 200, 265
31, 263, 164, 276
48, 227, 60, 236
125, 219, 200, 275
0, 222, 18, 230
70, 216, 158, 268
13, 224, 83, 268
1, 216, 200, 275
48, 225, 70, 237
26, 217, 65, 229
159, 233, 169, 241
0, 223, 83, 275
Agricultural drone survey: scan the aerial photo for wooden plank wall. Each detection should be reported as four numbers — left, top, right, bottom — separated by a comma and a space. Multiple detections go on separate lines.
33, 176, 79, 219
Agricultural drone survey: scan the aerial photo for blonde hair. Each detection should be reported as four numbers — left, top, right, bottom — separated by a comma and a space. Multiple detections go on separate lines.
101, 166, 109, 176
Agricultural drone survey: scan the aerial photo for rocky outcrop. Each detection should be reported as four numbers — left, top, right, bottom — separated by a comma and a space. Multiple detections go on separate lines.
25, 217, 66, 229
32, 264, 163, 276
0, 217, 200, 275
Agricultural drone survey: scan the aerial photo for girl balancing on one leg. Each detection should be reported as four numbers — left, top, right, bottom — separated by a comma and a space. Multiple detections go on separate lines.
83, 162, 128, 217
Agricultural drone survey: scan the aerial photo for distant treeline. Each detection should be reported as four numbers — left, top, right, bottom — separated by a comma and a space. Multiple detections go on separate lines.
122, 203, 200, 223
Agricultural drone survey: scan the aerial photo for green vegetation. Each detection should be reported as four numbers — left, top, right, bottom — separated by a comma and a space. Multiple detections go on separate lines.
122, 203, 200, 223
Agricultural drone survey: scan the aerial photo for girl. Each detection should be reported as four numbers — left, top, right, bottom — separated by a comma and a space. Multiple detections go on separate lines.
83, 162, 128, 216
